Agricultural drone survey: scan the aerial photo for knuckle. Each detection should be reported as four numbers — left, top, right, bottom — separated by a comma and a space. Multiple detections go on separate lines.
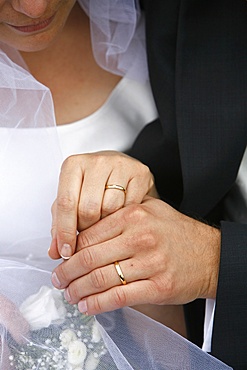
78, 202, 100, 223
51, 200, 56, 214
124, 204, 146, 222
92, 295, 103, 314
142, 163, 152, 178
102, 202, 121, 216
78, 248, 95, 269
57, 228, 76, 242
77, 231, 93, 249
69, 282, 81, 302
90, 268, 106, 290
139, 163, 152, 179
90, 153, 109, 168
126, 221, 158, 251
61, 154, 77, 169
50, 225, 56, 237
138, 230, 156, 249
129, 163, 154, 193
112, 288, 127, 308
56, 194, 76, 213
152, 276, 174, 304
56, 264, 68, 286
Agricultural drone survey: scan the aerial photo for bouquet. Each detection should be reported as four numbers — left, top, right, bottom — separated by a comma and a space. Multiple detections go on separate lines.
0, 255, 233, 370
7, 286, 115, 370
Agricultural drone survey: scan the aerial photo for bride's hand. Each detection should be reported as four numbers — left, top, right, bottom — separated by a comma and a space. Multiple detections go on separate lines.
0, 295, 29, 343
49, 151, 157, 260
0, 294, 29, 368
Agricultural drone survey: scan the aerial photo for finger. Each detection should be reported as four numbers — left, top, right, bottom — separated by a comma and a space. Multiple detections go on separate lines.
77, 169, 108, 231
78, 280, 158, 315
77, 151, 130, 230
124, 169, 154, 206
63, 263, 124, 304
0, 296, 29, 344
51, 232, 131, 290
102, 183, 126, 218
75, 198, 152, 251
48, 235, 60, 259
76, 209, 125, 251
48, 201, 60, 259
0, 337, 11, 370
63, 257, 153, 304
55, 156, 83, 258
101, 162, 129, 218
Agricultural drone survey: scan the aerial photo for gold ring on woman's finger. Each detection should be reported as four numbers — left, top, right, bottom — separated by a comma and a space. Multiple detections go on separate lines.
114, 261, 127, 285
105, 184, 126, 193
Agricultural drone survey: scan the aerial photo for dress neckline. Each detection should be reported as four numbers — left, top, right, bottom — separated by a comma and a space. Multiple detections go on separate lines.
56, 77, 126, 129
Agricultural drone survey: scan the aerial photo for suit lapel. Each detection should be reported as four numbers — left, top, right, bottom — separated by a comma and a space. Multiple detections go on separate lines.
176, 0, 247, 216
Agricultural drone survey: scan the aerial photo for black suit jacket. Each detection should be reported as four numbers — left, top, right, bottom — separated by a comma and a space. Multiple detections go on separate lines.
129, 0, 247, 368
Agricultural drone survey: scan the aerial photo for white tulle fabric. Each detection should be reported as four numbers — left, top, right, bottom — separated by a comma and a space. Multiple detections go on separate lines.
0, 35, 232, 370
0, 244, 232, 370
78, 0, 148, 82
0, 47, 62, 247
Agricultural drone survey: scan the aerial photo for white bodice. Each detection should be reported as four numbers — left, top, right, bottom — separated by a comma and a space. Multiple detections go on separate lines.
56, 77, 158, 159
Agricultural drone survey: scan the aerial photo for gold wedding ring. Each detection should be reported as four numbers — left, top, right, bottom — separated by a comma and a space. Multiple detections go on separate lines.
114, 261, 127, 285
105, 184, 126, 193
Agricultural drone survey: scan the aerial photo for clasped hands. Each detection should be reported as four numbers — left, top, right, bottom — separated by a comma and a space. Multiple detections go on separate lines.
49, 151, 221, 316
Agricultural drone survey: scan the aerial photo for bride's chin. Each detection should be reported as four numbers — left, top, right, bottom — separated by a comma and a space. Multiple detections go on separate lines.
2, 26, 61, 53
19, 34, 59, 53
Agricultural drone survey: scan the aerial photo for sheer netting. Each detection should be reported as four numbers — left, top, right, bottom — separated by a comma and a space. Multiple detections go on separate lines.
0, 242, 232, 370
0, 48, 62, 247
0, 31, 232, 370
78, 0, 148, 82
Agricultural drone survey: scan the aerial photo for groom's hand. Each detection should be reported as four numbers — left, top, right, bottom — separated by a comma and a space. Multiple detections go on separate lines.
51, 197, 221, 315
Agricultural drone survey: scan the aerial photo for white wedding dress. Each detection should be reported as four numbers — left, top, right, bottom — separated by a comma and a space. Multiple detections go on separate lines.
0, 49, 232, 370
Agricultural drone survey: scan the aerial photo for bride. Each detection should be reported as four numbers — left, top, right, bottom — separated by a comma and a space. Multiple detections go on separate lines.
0, 1, 231, 369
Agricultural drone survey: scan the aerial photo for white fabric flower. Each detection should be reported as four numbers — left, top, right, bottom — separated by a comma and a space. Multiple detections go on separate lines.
20, 286, 67, 330
85, 352, 100, 370
91, 321, 101, 343
67, 340, 87, 367
60, 329, 77, 349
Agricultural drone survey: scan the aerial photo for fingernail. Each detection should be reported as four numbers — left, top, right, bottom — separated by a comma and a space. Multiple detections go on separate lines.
51, 272, 61, 288
78, 299, 88, 315
60, 243, 72, 259
64, 288, 71, 303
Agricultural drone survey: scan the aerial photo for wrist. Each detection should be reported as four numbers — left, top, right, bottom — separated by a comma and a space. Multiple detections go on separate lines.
203, 226, 221, 299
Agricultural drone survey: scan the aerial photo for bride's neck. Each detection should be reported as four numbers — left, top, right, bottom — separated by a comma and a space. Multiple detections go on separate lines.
19, 3, 121, 125
20, 3, 90, 82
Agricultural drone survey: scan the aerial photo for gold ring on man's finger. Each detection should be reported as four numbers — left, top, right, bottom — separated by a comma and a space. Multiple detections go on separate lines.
114, 261, 127, 285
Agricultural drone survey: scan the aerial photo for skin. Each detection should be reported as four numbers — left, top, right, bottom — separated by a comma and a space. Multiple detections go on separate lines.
49, 151, 157, 259
0, 294, 29, 368
0, 0, 121, 125
0, 0, 77, 52
48, 152, 188, 336
50, 197, 220, 317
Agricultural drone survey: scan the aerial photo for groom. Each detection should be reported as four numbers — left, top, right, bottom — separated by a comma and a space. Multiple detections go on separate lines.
130, 0, 247, 368
50, 0, 247, 368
